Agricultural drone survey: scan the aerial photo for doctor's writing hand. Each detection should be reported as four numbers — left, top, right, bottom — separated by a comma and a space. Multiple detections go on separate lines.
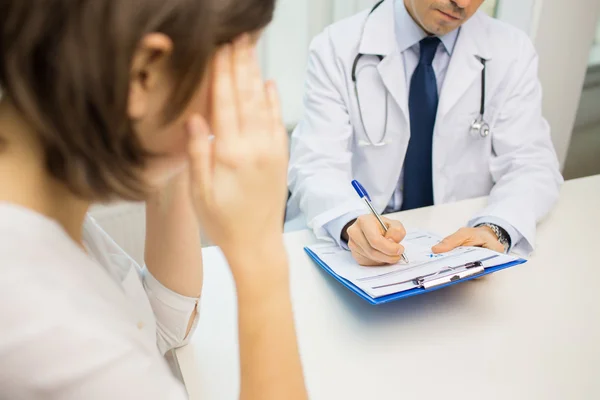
186, 37, 289, 267
344, 215, 407, 267
432, 226, 504, 254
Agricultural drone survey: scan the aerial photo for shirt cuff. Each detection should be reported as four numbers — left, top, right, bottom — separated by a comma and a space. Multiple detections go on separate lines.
143, 268, 200, 311
142, 267, 200, 354
469, 216, 523, 253
323, 210, 369, 250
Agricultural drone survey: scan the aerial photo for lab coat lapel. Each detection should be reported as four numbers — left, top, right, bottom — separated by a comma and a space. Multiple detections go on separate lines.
378, 52, 409, 123
438, 13, 493, 119
358, 0, 409, 122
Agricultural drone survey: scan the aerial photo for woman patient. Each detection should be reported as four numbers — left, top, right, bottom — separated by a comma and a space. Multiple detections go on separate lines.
0, 0, 306, 398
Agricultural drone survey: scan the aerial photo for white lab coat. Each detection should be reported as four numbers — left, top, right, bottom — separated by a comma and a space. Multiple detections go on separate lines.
287, 0, 563, 254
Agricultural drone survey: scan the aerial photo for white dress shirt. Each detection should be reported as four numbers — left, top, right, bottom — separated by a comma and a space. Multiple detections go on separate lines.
324, 0, 521, 248
0, 203, 197, 399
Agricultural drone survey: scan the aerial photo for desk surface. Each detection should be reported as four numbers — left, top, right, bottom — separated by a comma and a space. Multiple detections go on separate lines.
176, 175, 600, 400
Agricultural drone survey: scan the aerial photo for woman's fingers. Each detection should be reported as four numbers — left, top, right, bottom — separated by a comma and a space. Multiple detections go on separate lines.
212, 45, 239, 140
186, 115, 213, 203
233, 34, 268, 135
265, 81, 288, 147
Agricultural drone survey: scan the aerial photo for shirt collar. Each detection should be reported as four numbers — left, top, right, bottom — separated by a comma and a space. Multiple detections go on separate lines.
394, 0, 460, 55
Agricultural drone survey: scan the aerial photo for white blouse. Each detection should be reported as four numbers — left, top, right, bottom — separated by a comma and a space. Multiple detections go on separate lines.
0, 204, 198, 399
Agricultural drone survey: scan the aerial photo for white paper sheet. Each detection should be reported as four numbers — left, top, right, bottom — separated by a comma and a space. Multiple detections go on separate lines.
307, 230, 519, 299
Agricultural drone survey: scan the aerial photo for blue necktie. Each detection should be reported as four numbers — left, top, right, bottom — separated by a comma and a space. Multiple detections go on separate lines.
402, 37, 441, 211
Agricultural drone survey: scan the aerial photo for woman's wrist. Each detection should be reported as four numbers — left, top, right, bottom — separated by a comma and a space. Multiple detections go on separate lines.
222, 233, 286, 264
224, 236, 289, 294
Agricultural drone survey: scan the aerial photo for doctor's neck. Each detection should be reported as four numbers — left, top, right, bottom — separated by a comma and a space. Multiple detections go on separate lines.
0, 98, 89, 244
405, 0, 437, 36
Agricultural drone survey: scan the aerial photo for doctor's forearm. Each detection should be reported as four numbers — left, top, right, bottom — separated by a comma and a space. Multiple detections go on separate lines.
145, 169, 203, 300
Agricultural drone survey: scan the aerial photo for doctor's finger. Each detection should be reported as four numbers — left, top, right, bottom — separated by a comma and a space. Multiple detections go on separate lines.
351, 229, 402, 265
349, 237, 399, 266
359, 218, 404, 257
348, 239, 372, 263
432, 229, 475, 253
349, 240, 388, 267
348, 222, 401, 265
382, 218, 407, 243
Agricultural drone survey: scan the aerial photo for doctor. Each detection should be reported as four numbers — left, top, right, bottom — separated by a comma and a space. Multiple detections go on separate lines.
287, 0, 563, 266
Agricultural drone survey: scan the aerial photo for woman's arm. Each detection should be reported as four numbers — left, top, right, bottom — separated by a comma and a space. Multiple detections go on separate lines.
228, 242, 306, 400
185, 35, 307, 399
145, 168, 203, 339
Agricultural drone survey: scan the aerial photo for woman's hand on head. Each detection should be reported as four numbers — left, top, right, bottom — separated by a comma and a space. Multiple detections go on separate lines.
185, 34, 288, 266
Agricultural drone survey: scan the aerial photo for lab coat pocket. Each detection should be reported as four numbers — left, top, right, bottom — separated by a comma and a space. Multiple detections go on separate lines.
450, 107, 496, 173
452, 169, 494, 200
438, 112, 494, 201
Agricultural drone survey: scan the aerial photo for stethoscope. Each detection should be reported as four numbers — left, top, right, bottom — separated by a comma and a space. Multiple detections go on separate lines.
469, 58, 490, 138
351, 0, 490, 147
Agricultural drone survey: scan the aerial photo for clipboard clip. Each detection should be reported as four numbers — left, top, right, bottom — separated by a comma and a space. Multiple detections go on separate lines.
413, 261, 485, 290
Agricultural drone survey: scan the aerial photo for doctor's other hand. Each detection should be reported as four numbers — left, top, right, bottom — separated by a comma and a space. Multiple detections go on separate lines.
432, 226, 504, 254
186, 39, 288, 264
343, 215, 407, 267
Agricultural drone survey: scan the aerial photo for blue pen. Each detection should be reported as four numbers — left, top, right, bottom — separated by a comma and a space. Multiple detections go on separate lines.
351, 180, 409, 264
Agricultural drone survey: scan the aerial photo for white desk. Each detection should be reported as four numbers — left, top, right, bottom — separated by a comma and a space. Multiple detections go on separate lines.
176, 175, 600, 400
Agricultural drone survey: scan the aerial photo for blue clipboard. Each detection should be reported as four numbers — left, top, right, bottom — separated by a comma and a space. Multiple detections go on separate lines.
304, 247, 527, 305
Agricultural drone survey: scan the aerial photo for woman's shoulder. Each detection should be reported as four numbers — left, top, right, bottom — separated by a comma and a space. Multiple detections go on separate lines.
0, 205, 137, 324
0, 204, 149, 329
0, 242, 182, 398
0, 203, 86, 273
0, 211, 158, 347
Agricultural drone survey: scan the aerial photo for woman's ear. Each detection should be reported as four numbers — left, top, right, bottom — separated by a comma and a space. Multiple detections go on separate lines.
128, 33, 174, 120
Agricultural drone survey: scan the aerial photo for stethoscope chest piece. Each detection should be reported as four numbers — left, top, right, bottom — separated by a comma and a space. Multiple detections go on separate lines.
354, 1, 492, 144
470, 116, 490, 138
469, 56, 490, 138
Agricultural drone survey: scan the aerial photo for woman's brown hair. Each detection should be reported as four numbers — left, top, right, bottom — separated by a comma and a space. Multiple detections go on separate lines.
0, 0, 275, 201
